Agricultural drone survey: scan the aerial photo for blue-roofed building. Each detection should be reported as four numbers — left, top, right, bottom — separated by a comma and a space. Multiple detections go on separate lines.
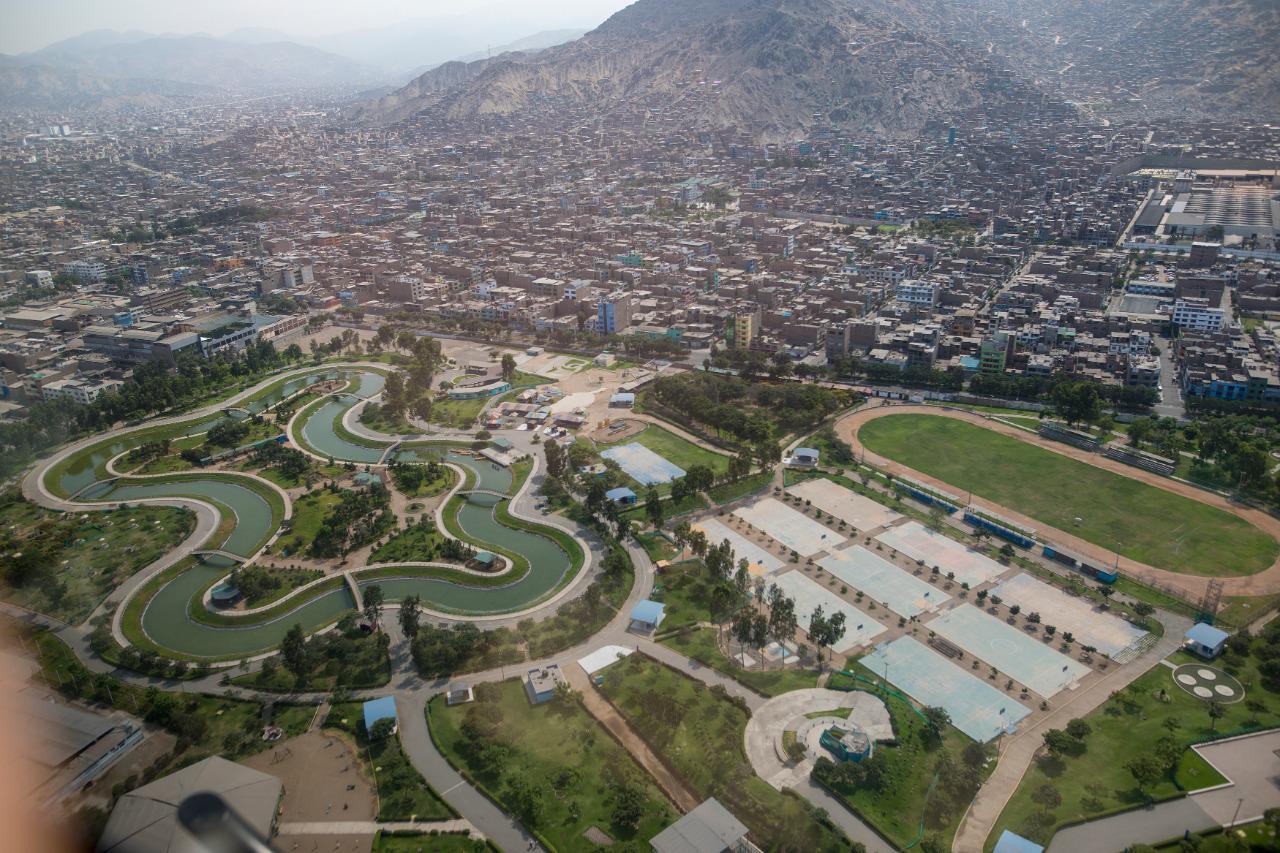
993, 829, 1044, 853
362, 696, 398, 735
629, 600, 666, 634
790, 447, 820, 467
1185, 622, 1230, 659
606, 486, 637, 506
610, 392, 636, 408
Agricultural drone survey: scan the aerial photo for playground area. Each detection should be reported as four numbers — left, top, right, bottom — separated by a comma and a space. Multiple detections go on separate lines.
861, 636, 1032, 742
992, 573, 1149, 658
600, 441, 686, 486
786, 478, 902, 531
733, 497, 845, 557
586, 417, 646, 443
771, 570, 886, 653
928, 604, 1089, 697
818, 545, 951, 618
874, 521, 1008, 588
694, 518, 784, 575
1173, 663, 1245, 703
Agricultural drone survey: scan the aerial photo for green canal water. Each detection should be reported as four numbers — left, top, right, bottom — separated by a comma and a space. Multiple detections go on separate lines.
55, 368, 583, 658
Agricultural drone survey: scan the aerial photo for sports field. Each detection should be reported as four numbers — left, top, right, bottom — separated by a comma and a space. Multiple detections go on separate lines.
859, 414, 1277, 577
600, 423, 730, 478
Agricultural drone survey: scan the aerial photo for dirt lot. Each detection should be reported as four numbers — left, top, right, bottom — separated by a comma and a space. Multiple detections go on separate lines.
241, 730, 376, 851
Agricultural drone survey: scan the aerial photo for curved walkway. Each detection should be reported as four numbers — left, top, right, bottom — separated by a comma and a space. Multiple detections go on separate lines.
835, 402, 1280, 598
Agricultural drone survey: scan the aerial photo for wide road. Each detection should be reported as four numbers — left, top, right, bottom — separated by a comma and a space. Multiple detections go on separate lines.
834, 401, 1280, 598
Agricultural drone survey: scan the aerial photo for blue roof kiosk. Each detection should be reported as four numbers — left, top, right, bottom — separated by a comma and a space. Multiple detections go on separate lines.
606, 486, 637, 506
629, 600, 666, 635
362, 696, 398, 735
790, 447, 820, 467
993, 829, 1044, 853
1185, 622, 1230, 659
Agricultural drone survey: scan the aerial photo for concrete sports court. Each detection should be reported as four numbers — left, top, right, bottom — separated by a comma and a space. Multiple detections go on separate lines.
694, 517, 784, 575
600, 441, 686, 485
733, 497, 845, 557
771, 570, 885, 653
786, 478, 902, 531
992, 573, 1149, 658
861, 636, 1031, 742
818, 545, 951, 618
928, 604, 1089, 697
874, 522, 1007, 588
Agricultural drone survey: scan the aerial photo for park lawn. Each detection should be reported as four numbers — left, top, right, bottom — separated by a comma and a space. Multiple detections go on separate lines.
131, 453, 197, 475
597, 655, 850, 852
271, 489, 343, 556
817, 668, 990, 850
707, 471, 773, 504
622, 492, 709, 524
240, 565, 323, 607
371, 521, 449, 563
324, 702, 456, 821
859, 414, 1277, 577
429, 680, 675, 851
636, 531, 678, 563
987, 644, 1280, 849
662, 627, 819, 697
0, 498, 194, 623
430, 395, 492, 429
599, 423, 731, 480
1217, 592, 1280, 630
373, 831, 495, 852
651, 559, 715, 628
1152, 820, 1275, 852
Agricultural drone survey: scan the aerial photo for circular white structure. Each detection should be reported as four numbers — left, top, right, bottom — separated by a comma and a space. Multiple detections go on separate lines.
1172, 663, 1245, 704
1214, 684, 1236, 698
1198, 669, 1218, 680
1193, 685, 1213, 698
1176, 673, 1197, 685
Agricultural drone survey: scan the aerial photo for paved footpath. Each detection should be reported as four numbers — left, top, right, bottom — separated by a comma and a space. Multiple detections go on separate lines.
952, 615, 1191, 852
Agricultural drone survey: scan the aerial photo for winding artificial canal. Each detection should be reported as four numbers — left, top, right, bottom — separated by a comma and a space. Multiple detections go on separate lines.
35, 366, 587, 660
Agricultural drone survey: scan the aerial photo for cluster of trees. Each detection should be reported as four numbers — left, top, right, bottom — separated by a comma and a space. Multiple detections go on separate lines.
250, 442, 311, 482
648, 371, 847, 457
377, 336, 445, 423
274, 608, 386, 688
205, 417, 252, 448
309, 483, 394, 558
227, 565, 314, 606
389, 459, 445, 494
107, 204, 277, 244
126, 439, 171, 463
829, 357, 966, 391
0, 341, 307, 481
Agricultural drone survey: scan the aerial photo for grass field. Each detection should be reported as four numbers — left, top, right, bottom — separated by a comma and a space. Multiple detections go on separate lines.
374, 831, 495, 852
325, 702, 455, 821
598, 655, 849, 852
0, 498, 194, 623
988, 641, 1280, 848
430, 680, 674, 851
271, 489, 343, 556
599, 423, 731, 482
817, 666, 991, 850
859, 414, 1277, 577
662, 627, 819, 697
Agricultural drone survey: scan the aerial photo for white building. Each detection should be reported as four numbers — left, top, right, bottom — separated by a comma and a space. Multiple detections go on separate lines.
1172, 297, 1225, 333
895, 279, 938, 307
41, 377, 122, 405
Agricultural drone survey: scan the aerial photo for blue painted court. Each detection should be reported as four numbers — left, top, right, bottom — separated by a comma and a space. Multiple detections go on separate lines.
861, 636, 1031, 742
928, 604, 1089, 698
601, 442, 686, 485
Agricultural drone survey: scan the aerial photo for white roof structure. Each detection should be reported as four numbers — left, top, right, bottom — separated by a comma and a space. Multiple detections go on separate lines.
97, 756, 281, 853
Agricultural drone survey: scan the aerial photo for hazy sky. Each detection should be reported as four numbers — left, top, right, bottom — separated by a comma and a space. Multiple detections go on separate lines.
0, 0, 633, 54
